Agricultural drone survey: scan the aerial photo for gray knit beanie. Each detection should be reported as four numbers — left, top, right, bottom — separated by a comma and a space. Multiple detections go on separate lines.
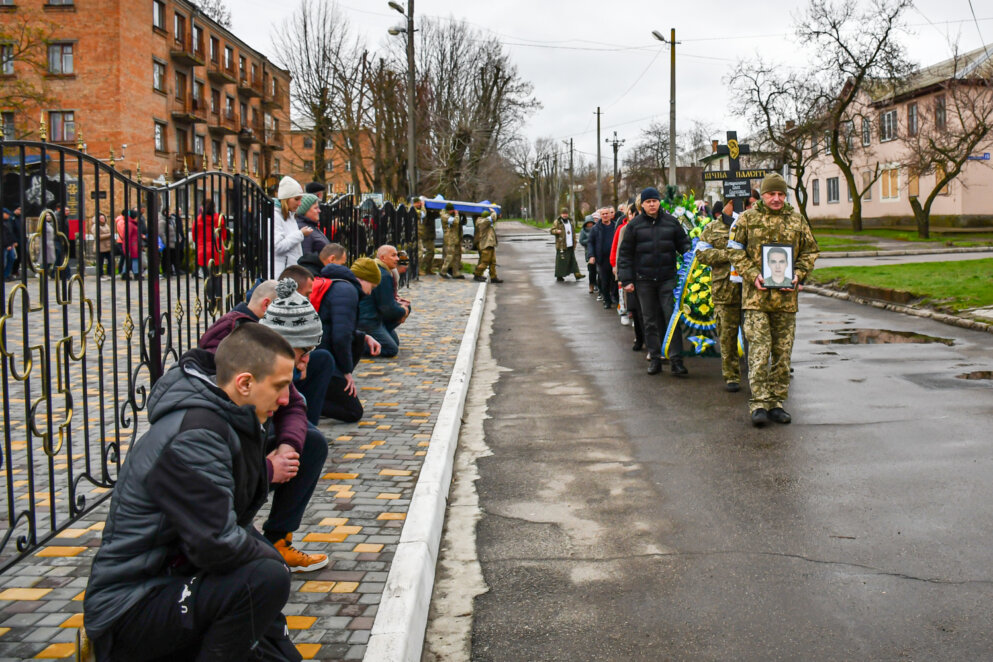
260, 278, 323, 348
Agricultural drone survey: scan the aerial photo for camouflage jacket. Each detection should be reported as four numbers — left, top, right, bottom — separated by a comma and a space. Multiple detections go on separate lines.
440, 211, 463, 247
549, 217, 579, 252
728, 202, 819, 312
474, 217, 497, 250
695, 216, 741, 305
417, 207, 435, 240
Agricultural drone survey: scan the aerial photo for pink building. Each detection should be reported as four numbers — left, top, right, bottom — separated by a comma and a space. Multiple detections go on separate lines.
799, 45, 993, 228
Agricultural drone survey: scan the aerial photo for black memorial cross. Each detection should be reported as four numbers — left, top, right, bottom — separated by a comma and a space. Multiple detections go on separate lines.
702, 130, 775, 213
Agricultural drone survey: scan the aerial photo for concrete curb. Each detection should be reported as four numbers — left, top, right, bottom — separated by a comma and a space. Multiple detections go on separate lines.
819, 246, 993, 259
364, 282, 488, 662
804, 283, 993, 335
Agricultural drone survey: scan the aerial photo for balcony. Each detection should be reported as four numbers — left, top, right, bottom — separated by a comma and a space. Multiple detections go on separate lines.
207, 58, 237, 84
171, 96, 208, 124
173, 153, 205, 176
237, 116, 263, 144
208, 109, 239, 135
170, 33, 205, 67
262, 83, 287, 110
263, 129, 285, 150
237, 71, 263, 98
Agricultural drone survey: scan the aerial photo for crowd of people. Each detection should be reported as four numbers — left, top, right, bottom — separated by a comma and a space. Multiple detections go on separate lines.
561, 174, 819, 427
81, 175, 419, 661
414, 198, 504, 283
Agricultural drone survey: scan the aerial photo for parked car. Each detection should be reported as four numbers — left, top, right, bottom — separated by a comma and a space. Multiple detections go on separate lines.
434, 215, 476, 252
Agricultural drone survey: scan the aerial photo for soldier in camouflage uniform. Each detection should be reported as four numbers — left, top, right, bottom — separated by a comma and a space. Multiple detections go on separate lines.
696, 199, 744, 392
549, 208, 585, 282
728, 173, 819, 427
439, 203, 466, 279
414, 198, 437, 275
473, 210, 503, 283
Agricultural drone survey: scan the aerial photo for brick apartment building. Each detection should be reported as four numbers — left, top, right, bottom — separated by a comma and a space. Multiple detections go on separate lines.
283, 127, 376, 198
0, 0, 290, 188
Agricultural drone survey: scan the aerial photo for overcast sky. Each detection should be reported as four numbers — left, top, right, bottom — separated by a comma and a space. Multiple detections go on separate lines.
233, 0, 993, 168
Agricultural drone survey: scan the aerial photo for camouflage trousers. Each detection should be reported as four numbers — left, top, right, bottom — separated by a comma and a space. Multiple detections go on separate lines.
441, 241, 462, 276
418, 234, 435, 275
715, 302, 742, 383
474, 247, 498, 278
743, 310, 796, 412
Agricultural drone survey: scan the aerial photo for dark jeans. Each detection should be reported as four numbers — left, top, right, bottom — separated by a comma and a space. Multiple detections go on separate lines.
263, 424, 327, 540
362, 322, 399, 358
114, 243, 127, 274
635, 278, 683, 360
587, 261, 598, 290
2, 247, 15, 279
96, 250, 113, 276
597, 262, 617, 304
321, 376, 364, 423
294, 349, 334, 427
104, 556, 290, 662
627, 292, 645, 344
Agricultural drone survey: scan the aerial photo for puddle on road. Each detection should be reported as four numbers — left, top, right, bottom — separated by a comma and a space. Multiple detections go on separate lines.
812, 328, 955, 346
956, 371, 993, 380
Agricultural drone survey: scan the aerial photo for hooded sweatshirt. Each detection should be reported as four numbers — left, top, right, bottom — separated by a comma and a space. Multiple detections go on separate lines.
313, 263, 366, 376
84, 349, 281, 641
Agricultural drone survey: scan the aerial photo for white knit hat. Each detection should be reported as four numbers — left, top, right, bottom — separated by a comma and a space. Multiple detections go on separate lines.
277, 176, 304, 200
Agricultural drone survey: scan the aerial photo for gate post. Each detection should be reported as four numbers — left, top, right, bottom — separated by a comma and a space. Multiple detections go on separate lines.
145, 187, 163, 383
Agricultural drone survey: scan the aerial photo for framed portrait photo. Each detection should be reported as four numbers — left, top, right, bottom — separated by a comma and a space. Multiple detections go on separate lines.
762, 243, 794, 289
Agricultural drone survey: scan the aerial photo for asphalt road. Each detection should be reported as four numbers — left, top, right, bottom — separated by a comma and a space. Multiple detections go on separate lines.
439, 229, 993, 661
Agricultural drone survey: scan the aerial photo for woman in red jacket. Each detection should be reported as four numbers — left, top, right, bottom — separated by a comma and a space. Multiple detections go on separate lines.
193, 198, 227, 273
122, 209, 141, 280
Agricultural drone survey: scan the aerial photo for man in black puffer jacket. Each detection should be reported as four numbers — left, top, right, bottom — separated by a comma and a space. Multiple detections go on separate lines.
617, 186, 692, 376
84, 324, 299, 661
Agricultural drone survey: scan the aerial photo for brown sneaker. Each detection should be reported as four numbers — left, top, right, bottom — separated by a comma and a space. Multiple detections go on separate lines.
274, 534, 329, 573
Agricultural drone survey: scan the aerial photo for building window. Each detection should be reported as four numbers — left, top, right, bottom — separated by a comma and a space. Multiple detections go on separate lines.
811, 179, 820, 205
47, 43, 74, 75
211, 139, 220, 164
325, 160, 333, 172
880, 110, 897, 142
238, 55, 246, 81
862, 172, 873, 200
827, 177, 840, 203
251, 63, 258, 83
193, 80, 203, 103
810, 135, 818, 157
175, 71, 187, 100
193, 134, 204, 155
935, 95, 946, 131
225, 95, 234, 118
153, 60, 166, 92
49, 110, 75, 142
908, 170, 919, 198
210, 88, 220, 113
274, 157, 281, 173
154, 121, 166, 152
240, 148, 248, 172
2, 112, 15, 140
345, 161, 352, 172
252, 152, 259, 174
880, 168, 899, 199
192, 24, 202, 54
823, 130, 832, 153
152, 0, 165, 30
303, 137, 313, 149
861, 118, 871, 146
908, 102, 918, 136
224, 46, 233, 69
176, 127, 187, 154
303, 159, 313, 171
226, 144, 235, 169
1, 44, 13, 76
174, 13, 185, 42
844, 120, 854, 151
47, 0, 74, 4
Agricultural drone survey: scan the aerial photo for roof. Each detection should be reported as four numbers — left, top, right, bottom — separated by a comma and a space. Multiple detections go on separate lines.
868, 43, 993, 106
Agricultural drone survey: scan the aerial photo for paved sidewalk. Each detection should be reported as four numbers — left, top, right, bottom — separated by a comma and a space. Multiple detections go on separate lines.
0, 276, 479, 662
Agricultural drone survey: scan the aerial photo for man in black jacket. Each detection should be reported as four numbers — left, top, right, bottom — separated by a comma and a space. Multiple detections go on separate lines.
84, 324, 299, 661
588, 207, 618, 309
617, 187, 692, 376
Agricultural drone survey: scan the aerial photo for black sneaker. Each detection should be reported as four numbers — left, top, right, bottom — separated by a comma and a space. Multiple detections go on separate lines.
490, 277, 504, 283
670, 360, 688, 377
647, 358, 663, 375
556, 277, 565, 282
725, 382, 740, 392
768, 407, 792, 424
632, 340, 644, 351
473, 275, 486, 282
751, 408, 769, 427
440, 272, 453, 279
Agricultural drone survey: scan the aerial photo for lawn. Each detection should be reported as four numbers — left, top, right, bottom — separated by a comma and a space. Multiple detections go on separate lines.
808, 258, 993, 311
813, 227, 993, 247
515, 217, 555, 230
812, 235, 876, 252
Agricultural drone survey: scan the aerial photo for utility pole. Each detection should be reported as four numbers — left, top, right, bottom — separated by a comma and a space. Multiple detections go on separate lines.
651, 28, 679, 192
552, 152, 559, 215
388, 1, 417, 198
606, 131, 625, 208
595, 107, 602, 208
563, 138, 575, 221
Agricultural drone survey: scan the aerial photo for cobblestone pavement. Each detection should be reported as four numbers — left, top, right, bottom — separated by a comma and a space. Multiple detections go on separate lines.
0, 273, 479, 661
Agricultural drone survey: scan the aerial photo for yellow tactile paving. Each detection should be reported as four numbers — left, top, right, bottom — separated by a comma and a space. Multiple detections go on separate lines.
332, 525, 362, 535
0, 588, 52, 600
377, 493, 402, 499
343, 453, 365, 459
299, 581, 335, 593
318, 517, 349, 527
0, 627, 9, 637
406, 412, 430, 417
335, 435, 353, 442
376, 425, 392, 430
331, 582, 359, 593
417, 441, 430, 447
353, 543, 384, 553
286, 615, 318, 630
88, 521, 106, 530
36, 546, 87, 557
72, 591, 85, 601
34, 643, 75, 658
378, 512, 407, 521
59, 614, 84, 628
301, 532, 349, 543
55, 528, 91, 539
415, 451, 427, 457
322, 472, 358, 480
374, 402, 399, 407
379, 469, 412, 477
296, 643, 321, 659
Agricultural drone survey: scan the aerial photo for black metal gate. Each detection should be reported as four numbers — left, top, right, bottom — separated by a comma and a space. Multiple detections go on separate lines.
0, 140, 417, 569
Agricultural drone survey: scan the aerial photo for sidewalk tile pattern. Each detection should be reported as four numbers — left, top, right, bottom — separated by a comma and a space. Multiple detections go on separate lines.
0, 276, 476, 662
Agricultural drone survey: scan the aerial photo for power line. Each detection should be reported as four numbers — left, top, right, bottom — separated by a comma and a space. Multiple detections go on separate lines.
967, 0, 992, 59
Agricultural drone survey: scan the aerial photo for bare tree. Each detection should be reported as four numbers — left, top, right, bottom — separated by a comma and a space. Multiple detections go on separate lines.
0, 14, 56, 137
798, 0, 915, 230
901, 50, 993, 238
191, 0, 231, 28
623, 120, 670, 188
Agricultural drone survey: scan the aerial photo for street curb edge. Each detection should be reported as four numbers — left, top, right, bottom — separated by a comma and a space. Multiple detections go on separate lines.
364, 282, 488, 662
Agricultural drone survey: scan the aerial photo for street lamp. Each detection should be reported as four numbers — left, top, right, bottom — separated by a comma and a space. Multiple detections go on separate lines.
388, 1, 417, 201
652, 28, 678, 195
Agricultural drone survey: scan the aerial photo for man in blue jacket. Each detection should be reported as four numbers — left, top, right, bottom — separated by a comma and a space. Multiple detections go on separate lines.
357, 244, 410, 357
588, 207, 618, 309
84, 324, 299, 661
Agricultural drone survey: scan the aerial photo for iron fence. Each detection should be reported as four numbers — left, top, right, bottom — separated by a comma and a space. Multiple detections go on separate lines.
0, 140, 418, 569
